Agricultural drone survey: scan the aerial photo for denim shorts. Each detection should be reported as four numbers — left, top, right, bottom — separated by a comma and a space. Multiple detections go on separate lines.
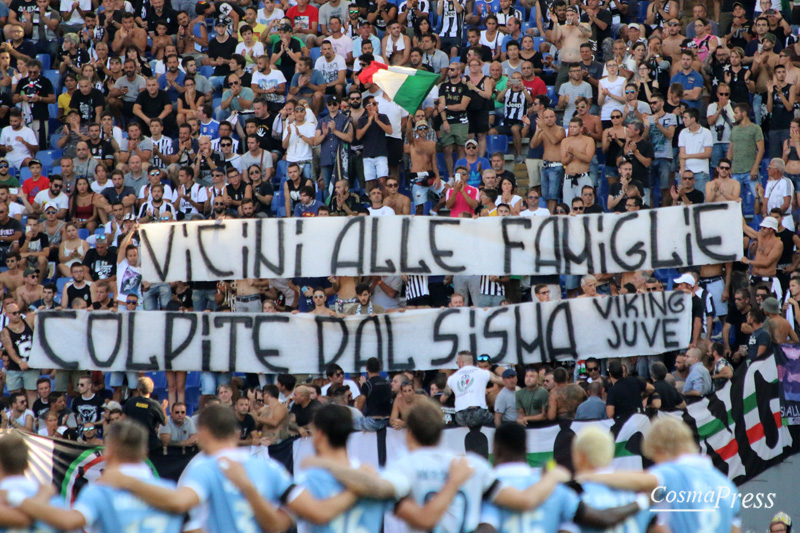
787, 172, 800, 190
541, 165, 564, 201
650, 158, 672, 190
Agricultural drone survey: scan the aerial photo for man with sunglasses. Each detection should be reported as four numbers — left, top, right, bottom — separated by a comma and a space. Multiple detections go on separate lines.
159, 401, 197, 447
321, 363, 361, 399
1, 301, 37, 409
0, 158, 18, 189
31, 172, 67, 219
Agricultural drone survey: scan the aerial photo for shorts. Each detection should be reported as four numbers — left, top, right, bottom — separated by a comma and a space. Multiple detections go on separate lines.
54, 370, 85, 392
467, 109, 490, 134
439, 36, 460, 53
786, 172, 800, 190
650, 158, 672, 190
454, 406, 493, 428
387, 137, 404, 166
440, 122, 469, 147
412, 179, 445, 207
494, 121, 523, 136
541, 164, 564, 201
324, 85, 340, 94
108, 371, 139, 389
562, 172, 592, 207
363, 156, 389, 181
6, 369, 40, 391
525, 158, 543, 187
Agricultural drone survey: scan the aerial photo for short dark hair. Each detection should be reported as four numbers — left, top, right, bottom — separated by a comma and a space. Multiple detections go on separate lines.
493, 423, 527, 463
277, 374, 297, 390
608, 360, 624, 379
0, 434, 27, 475
366, 357, 381, 373
406, 400, 444, 446
326, 363, 343, 378
313, 404, 352, 448
264, 384, 280, 399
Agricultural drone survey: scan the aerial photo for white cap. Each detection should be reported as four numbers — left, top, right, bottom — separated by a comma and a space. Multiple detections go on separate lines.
760, 217, 779, 231
629, 23, 641, 30
673, 273, 695, 286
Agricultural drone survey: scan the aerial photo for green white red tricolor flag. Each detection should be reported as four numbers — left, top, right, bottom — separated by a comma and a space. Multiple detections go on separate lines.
358, 62, 440, 115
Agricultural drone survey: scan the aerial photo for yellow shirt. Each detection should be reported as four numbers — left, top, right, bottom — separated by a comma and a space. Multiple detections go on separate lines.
238, 21, 268, 42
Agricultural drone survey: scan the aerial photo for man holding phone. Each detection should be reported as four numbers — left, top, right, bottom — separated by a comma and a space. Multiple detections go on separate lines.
445, 165, 480, 218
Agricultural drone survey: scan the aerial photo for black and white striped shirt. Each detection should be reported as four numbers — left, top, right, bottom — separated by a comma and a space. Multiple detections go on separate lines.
438, 0, 464, 39
480, 276, 505, 296
405, 275, 430, 301
151, 136, 174, 169
503, 89, 528, 123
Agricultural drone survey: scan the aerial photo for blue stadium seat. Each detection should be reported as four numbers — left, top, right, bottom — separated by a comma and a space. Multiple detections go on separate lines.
78, 228, 90, 240
533, 37, 545, 51
19, 167, 31, 182
638, 1, 649, 23
146, 372, 167, 389
485, 135, 508, 155
309, 47, 321, 63
36, 150, 62, 170
50, 129, 62, 150
199, 65, 214, 79
43, 70, 60, 94
95, 227, 105, 235
186, 371, 201, 388
48, 103, 59, 120
37, 54, 51, 71
51, 166, 62, 176
212, 95, 221, 111
55, 277, 71, 305
546, 85, 556, 104
274, 159, 288, 184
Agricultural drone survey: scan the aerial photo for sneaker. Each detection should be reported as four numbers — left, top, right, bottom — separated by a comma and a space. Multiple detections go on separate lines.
514, 155, 525, 164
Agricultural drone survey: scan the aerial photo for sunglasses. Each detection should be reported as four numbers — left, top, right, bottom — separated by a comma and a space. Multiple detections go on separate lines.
586, 366, 599, 372
477, 355, 490, 362
573, 206, 584, 210
611, 114, 622, 119
0, 164, 8, 168
51, 184, 62, 188
221, 143, 232, 147
718, 92, 730, 96
149, 171, 161, 176
625, 90, 635, 94
229, 81, 240, 85
126, 300, 137, 304
386, 183, 398, 187
718, 166, 731, 170
312, 294, 326, 298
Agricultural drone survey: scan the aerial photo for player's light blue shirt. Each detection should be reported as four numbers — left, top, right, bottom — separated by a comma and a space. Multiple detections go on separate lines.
180, 448, 294, 533
73, 463, 183, 533
0, 476, 67, 533
295, 466, 388, 533
577, 470, 652, 533
650, 454, 741, 533
380, 448, 500, 533
479, 462, 579, 533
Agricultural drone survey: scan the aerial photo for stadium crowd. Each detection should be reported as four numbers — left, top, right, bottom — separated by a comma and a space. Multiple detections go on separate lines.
0, 0, 795, 529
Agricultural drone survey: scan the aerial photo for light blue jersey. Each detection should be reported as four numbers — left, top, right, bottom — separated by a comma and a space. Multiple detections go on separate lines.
578, 474, 652, 533
73, 464, 183, 533
380, 449, 500, 533
479, 463, 580, 533
650, 454, 741, 533
295, 467, 388, 533
0, 476, 68, 533
180, 448, 294, 533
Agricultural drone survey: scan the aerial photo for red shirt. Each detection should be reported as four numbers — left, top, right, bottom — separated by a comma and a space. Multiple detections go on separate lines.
286, 5, 319, 30
446, 184, 480, 218
523, 76, 547, 98
22, 175, 49, 203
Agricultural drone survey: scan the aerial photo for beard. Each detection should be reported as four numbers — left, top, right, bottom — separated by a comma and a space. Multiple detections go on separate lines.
350, 101, 362, 109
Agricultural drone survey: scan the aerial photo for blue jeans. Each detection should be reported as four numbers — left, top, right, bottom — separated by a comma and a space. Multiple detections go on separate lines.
143, 283, 171, 310
320, 165, 336, 200
589, 154, 600, 188
711, 143, 729, 169
201, 372, 232, 395
353, 417, 390, 431
650, 158, 672, 191
541, 165, 564, 201
209, 76, 225, 92
733, 172, 757, 200
192, 289, 217, 312
693, 172, 710, 194
769, 129, 790, 159
754, 93, 764, 125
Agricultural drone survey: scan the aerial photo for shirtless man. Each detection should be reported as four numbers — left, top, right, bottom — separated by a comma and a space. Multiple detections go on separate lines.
256, 384, 290, 445
575, 97, 602, 142
551, 6, 591, 65
752, 34, 780, 97
405, 117, 442, 215
560, 116, 594, 207
547, 368, 586, 420
778, 51, 800, 87
234, 278, 269, 313
0, 252, 25, 296
531, 108, 565, 213
742, 217, 784, 300
382, 176, 411, 215
14, 268, 43, 310
661, 19, 685, 63
762, 297, 799, 343
389, 380, 423, 429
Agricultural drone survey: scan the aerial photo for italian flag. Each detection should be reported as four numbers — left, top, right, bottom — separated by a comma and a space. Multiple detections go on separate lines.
358, 62, 440, 115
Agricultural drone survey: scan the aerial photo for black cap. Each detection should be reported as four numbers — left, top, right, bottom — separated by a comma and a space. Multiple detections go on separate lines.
279, 23, 293, 32
29, 159, 41, 167
215, 15, 231, 26
327, 95, 340, 105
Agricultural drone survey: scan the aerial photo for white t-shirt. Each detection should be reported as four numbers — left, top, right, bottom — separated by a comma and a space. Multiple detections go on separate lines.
328, 34, 353, 61
256, 7, 285, 27
320, 379, 361, 399
116, 258, 142, 303
520, 207, 550, 217
91, 180, 114, 194
446, 365, 491, 411
765, 177, 795, 231
60, 0, 92, 24
678, 126, 713, 175
235, 41, 266, 70
33, 190, 69, 211
251, 69, 287, 103
176, 182, 209, 216
282, 121, 316, 163
315, 55, 347, 85
598, 76, 626, 121
375, 96, 406, 140
0, 126, 37, 167
368, 205, 395, 216
706, 102, 734, 144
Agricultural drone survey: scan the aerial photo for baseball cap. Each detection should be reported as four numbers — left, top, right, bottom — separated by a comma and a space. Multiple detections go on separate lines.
760, 217, 779, 231
28, 159, 41, 167
732, 1, 744, 8
673, 273, 695, 286
44, 201, 57, 212
326, 95, 340, 105
103, 401, 122, 411
415, 120, 428, 129
279, 23, 293, 32
215, 15, 231, 26
23, 267, 37, 277
770, 512, 792, 528
764, 33, 777, 44
502, 369, 517, 378
628, 23, 640, 30
465, 139, 478, 147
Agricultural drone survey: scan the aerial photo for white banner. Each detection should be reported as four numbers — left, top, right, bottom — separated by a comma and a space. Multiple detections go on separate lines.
138, 203, 743, 282
30, 293, 690, 372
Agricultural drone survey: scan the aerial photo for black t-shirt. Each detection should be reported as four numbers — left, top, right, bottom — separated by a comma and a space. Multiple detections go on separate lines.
726, 304, 751, 353
290, 399, 321, 427
32, 398, 50, 420
57, 48, 90, 73
101, 186, 136, 206
253, 115, 278, 151
136, 89, 172, 120
682, 188, 704, 205
9, 0, 36, 20
584, 204, 603, 213
145, 7, 178, 34
176, 286, 192, 308
237, 413, 256, 441
123, 396, 166, 450
459, 44, 492, 63
272, 38, 304, 83
747, 326, 771, 363
71, 89, 106, 124
357, 113, 390, 158
83, 247, 118, 280
255, 181, 274, 214
625, 139, 654, 184
606, 376, 645, 419
0, 218, 22, 248
360, 375, 393, 417
208, 37, 238, 77
580, 9, 612, 48
440, 80, 470, 124
66, 283, 92, 308
88, 139, 115, 163
14, 76, 54, 121
72, 393, 105, 424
